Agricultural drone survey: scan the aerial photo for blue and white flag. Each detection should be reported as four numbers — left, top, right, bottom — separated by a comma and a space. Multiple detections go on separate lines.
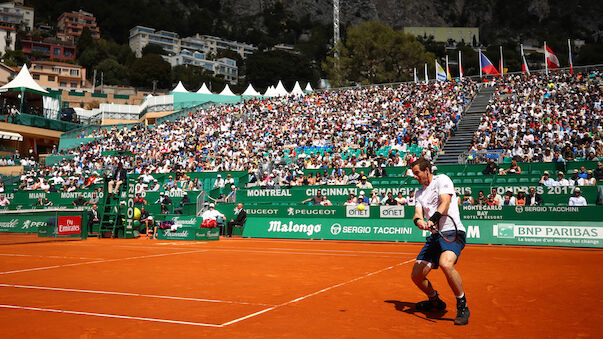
435, 60, 446, 82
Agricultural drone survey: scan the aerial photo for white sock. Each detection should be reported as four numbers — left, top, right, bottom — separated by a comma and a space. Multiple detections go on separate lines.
456, 293, 465, 299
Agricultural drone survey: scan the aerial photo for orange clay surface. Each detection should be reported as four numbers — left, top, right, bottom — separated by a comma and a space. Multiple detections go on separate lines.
0, 237, 602, 338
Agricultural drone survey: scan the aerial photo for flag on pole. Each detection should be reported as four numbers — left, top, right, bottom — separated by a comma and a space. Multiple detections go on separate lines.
520, 44, 530, 75
479, 51, 500, 76
445, 55, 452, 81
545, 44, 560, 69
567, 39, 574, 75
424, 63, 428, 84
499, 46, 504, 76
414, 68, 419, 83
458, 50, 463, 79
435, 60, 447, 82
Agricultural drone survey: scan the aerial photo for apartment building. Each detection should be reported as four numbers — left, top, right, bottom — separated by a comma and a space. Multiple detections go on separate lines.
57, 9, 100, 41
21, 37, 76, 61
0, 1, 33, 31
0, 25, 15, 54
30, 60, 86, 90
163, 50, 238, 84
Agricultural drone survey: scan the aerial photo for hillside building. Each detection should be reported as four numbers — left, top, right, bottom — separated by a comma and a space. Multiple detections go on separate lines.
57, 9, 100, 41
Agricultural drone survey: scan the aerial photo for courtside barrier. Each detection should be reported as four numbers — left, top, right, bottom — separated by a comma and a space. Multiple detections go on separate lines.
219, 205, 603, 248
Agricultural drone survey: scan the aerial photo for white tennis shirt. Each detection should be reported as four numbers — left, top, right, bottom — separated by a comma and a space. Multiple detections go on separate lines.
415, 174, 465, 233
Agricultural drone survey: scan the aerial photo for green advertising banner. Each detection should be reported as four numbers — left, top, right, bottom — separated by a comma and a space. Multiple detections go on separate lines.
242, 218, 603, 248
156, 226, 219, 241
237, 184, 599, 206
0, 215, 51, 233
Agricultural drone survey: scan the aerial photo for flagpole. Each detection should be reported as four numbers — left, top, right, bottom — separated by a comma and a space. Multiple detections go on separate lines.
478, 49, 482, 79
544, 41, 548, 75
520, 43, 525, 75
499, 45, 504, 77
414, 67, 417, 83
424, 63, 428, 84
445, 54, 449, 81
567, 38, 573, 74
458, 50, 462, 80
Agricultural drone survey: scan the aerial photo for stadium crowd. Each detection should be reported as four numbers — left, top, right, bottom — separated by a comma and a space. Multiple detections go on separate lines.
470, 71, 603, 162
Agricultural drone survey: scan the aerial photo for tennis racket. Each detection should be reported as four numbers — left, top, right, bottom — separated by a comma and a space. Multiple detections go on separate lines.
429, 214, 458, 243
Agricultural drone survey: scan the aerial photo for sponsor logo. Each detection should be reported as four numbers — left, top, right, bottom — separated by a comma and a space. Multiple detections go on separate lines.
268, 220, 321, 236
0, 219, 19, 229
58, 216, 81, 235
330, 223, 342, 235
493, 224, 602, 240
515, 206, 523, 213
346, 205, 369, 218
247, 208, 278, 215
171, 217, 198, 225
379, 205, 405, 218
287, 208, 336, 216
164, 230, 190, 238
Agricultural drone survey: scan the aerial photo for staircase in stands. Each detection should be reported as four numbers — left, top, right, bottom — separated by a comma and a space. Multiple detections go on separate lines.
434, 85, 496, 165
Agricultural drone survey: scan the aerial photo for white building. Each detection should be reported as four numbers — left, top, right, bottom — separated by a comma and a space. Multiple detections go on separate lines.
129, 26, 257, 59
163, 50, 238, 84
0, 25, 16, 54
0, 1, 34, 31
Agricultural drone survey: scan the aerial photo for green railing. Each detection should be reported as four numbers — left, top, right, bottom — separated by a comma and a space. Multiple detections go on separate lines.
13, 113, 81, 132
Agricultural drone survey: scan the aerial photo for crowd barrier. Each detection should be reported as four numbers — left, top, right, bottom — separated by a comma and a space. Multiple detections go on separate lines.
211, 204, 603, 248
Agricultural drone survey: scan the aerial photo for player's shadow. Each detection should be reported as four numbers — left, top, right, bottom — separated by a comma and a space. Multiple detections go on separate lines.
384, 300, 454, 322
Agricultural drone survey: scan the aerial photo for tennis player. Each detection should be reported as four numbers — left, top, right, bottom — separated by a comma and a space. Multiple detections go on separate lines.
409, 157, 470, 325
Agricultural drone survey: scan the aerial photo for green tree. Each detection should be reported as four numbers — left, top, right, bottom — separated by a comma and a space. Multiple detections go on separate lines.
2, 50, 26, 67
323, 22, 434, 87
142, 43, 167, 56
129, 54, 171, 88
96, 58, 129, 85
77, 27, 95, 58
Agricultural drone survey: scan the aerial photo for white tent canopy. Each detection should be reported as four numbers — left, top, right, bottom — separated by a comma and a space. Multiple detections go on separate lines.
171, 81, 189, 93
196, 83, 212, 94
0, 64, 48, 93
242, 84, 261, 96
263, 86, 276, 97
304, 82, 314, 92
290, 81, 305, 96
274, 81, 289, 96
218, 84, 236, 96
0, 130, 23, 141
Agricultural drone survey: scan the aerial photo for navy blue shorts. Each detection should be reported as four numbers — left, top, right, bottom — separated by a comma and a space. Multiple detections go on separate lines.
416, 231, 466, 269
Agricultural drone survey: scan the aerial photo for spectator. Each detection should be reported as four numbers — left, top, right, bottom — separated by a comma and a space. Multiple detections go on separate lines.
226, 203, 247, 237
568, 187, 588, 206
460, 191, 474, 206
87, 192, 100, 205
569, 169, 581, 186
319, 195, 333, 206
577, 167, 588, 179
155, 192, 172, 214
358, 191, 370, 205
476, 190, 487, 205
344, 194, 358, 206
72, 194, 87, 206
503, 191, 516, 206
555, 172, 570, 186
369, 190, 381, 205
43, 197, 54, 207
539, 171, 555, 186
482, 158, 499, 175
516, 191, 526, 206
502, 159, 522, 175
302, 191, 323, 205
213, 174, 225, 189
133, 193, 147, 206
395, 192, 406, 205
406, 190, 416, 206
527, 187, 543, 206
490, 187, 503, 205
224, 174, 235, 186
486, 194, 498, 206
356, 176, 373, 189
134, 177, 146, 195
87, 204, 100, 233
594, 162, 603, 182
174, 193, 190, 214
577, 170, 596, 186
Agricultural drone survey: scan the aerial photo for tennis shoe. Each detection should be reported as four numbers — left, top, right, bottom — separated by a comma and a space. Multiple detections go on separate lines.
454, 305, 470, 325
415, 297, 446, 311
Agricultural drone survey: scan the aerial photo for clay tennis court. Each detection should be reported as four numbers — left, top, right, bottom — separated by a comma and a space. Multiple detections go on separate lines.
0, 237, 601, 338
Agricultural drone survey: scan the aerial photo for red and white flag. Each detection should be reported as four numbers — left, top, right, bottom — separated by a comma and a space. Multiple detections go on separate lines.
520, 44, 530, 75
458, 50, 464, 79
545, 45, 560, 69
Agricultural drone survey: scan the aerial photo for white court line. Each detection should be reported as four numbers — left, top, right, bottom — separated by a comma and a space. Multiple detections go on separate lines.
220, 258, 416, 327
0, 253, 98, 260
0, 249, 207, 275
0, 304, 222, 327
113, 245, 413, 258
0, 283, 274, 307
